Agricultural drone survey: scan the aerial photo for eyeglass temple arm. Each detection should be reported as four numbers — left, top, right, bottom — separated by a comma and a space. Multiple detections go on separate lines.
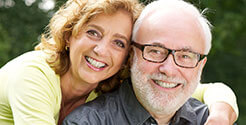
131, 41, 144, 51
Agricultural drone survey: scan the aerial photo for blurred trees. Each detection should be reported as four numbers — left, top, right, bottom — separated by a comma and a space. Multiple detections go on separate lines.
0, 0, 51, 66
0, 0, 245, 123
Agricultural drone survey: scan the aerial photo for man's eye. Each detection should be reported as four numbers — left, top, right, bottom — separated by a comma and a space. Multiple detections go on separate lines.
181, 54, 191, 59
177, 53, 195, 62
86, 30, 101, 38
149, 49, 161, 54
114, 40, 125, 48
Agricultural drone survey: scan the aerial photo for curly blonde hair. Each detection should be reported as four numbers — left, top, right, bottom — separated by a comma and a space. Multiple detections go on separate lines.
35, 0, 143, 93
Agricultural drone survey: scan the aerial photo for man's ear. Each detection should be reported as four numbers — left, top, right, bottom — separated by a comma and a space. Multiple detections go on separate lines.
200, 57, 207, 70
202, 57, 207, 65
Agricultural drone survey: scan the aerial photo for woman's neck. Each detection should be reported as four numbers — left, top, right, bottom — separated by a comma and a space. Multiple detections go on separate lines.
58, 69, 99, 125
60, 69, 98, 104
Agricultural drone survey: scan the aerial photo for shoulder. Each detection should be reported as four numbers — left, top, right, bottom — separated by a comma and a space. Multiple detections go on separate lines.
1, 51, 51, 73
1, 51, 59, 84
187, 98, 209, 124
1, 50, 61, 110
8, 50, 60, 98
0, 51, 61, 124
63, 90, 121, 125
187, 98, 208, 111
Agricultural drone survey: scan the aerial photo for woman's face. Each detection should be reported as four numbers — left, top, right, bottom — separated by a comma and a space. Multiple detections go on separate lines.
68, 9, 132, 84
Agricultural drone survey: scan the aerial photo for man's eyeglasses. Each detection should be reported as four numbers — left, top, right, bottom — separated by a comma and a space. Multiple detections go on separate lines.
132, 41, 207, 68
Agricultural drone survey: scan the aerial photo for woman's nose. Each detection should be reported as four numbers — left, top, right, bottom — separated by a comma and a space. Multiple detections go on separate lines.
93, 40, 110, 56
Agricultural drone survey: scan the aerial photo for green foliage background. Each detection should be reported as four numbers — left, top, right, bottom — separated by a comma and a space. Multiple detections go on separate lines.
0, 0, 245, 123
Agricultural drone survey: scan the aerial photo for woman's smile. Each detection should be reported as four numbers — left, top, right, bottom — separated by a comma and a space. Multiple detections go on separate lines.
85, 56, 108, 71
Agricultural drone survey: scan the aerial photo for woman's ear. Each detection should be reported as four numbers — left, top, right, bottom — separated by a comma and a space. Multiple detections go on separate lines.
64, 31, 72, 48
65, 40, 70, 47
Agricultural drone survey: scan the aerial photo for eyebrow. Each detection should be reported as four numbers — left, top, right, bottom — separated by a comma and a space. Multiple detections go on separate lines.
150, 41, 196, 52
88, 24, 129, 43
87, 24, 104, 33
151, 42, 165, 46
114, 33, 130, 44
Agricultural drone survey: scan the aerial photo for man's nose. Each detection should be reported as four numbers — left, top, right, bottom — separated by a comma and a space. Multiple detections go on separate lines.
159, 54, 179, 76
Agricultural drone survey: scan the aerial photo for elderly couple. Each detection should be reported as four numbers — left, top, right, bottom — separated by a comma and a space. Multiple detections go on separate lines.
0, 0, 238, 124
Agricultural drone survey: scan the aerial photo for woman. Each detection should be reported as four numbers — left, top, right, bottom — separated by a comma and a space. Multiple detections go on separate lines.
0, 0, 237, 124
0, 0, 143, 124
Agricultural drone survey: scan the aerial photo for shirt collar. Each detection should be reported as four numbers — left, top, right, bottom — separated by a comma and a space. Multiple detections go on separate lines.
119, 78, 152, 125
170, 99, 198, 124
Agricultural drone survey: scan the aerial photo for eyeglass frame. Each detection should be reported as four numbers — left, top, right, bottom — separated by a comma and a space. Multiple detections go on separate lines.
131, 41, 207, 68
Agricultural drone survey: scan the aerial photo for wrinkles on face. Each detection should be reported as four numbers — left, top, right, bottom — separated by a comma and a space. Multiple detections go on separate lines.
131, 51, 201, 115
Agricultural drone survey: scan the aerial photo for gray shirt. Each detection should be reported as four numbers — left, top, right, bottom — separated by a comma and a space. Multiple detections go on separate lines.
63, 78, 209, 125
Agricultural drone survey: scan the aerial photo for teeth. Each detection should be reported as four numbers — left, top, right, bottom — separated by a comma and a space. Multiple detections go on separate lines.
154, 80, 179, 88
86, 57, 106, 68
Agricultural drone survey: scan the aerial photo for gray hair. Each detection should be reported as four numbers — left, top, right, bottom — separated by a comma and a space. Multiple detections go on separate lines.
132, 0, 212, 54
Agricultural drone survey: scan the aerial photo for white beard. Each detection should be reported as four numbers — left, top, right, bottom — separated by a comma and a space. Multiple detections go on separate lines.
130, 52, 202, 115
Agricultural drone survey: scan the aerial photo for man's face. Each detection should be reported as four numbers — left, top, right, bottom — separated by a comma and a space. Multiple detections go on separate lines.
131, 10, 207, 115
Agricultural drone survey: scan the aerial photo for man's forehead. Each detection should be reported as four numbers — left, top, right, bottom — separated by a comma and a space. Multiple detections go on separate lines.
136, 9, 206, 54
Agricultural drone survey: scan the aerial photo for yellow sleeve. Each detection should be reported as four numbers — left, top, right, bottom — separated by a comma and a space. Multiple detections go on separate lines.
86, 90, 98, 103
192, 83, 239, 118
1, 51, 61, 125
192, 83, 210, 103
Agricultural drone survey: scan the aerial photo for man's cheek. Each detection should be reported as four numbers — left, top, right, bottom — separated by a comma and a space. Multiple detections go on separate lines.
140, 63, 154, 74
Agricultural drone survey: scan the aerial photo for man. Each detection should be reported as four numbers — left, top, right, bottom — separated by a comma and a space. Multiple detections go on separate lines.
63, 0, 237, 124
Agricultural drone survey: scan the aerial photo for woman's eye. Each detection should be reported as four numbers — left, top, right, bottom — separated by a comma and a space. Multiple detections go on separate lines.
114, 40, 125, 48
86, 29, 101, 39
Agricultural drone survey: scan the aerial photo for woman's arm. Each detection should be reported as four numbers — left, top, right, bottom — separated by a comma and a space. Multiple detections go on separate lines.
192, 82, 238, 124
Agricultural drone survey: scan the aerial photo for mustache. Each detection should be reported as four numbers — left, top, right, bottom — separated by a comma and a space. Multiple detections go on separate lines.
147, 73, 187, 85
